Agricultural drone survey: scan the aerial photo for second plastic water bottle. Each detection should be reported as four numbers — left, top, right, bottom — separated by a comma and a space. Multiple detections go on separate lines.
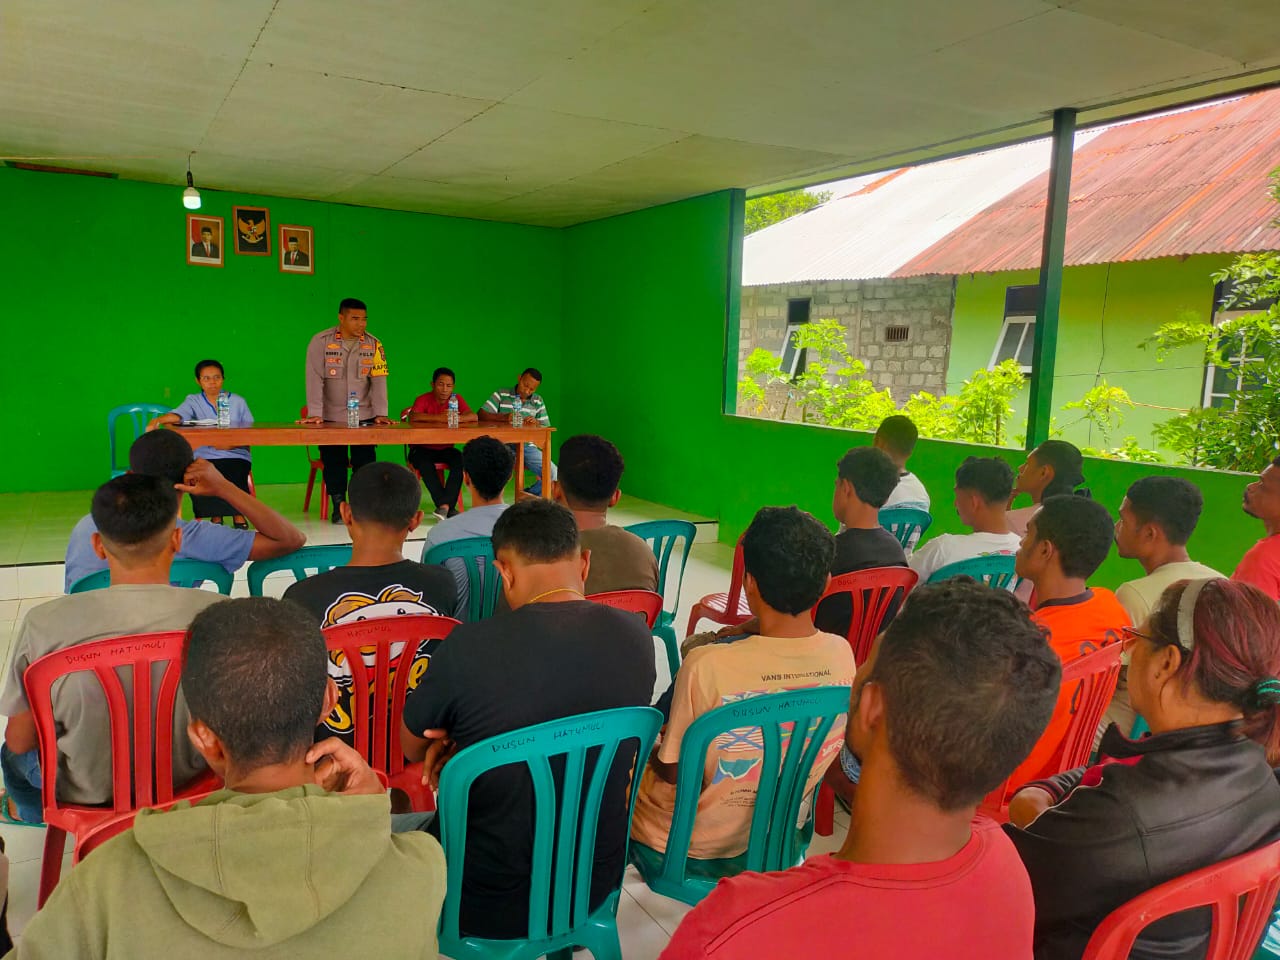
347, 392, 360, 428
447, 394, 460, 429
511, 397, 524, 428
216, 392, 231, 428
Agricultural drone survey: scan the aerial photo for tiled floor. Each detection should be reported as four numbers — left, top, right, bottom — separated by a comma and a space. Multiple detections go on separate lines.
1, 484, 840, 955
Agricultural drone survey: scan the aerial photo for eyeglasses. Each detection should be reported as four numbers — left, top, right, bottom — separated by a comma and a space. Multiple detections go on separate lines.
1120, 625, 1156, 648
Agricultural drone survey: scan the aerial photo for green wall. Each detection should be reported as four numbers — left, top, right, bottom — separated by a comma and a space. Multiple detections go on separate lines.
947, 257, 1225, 451
0, 165, 563, 491
561, 192, 1260, 590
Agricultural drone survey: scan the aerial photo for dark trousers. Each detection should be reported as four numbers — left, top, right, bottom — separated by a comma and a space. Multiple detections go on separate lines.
320, 445, 376, 499
407, 446, 463, 509
189, 457, 252, 518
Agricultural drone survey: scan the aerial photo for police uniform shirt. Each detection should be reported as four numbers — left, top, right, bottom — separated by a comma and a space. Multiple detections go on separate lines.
305, 326, 389, 422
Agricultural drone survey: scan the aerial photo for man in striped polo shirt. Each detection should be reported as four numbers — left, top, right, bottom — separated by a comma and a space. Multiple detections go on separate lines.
478, 367, 558, 495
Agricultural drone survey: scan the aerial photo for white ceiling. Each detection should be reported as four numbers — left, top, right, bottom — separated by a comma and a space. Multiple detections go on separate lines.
2, 0, 1278, 226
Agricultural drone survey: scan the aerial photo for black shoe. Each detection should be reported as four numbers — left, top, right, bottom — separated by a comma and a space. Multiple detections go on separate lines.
330, 496, 345, 523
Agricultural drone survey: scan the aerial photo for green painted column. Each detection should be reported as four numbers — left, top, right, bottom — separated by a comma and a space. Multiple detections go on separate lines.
723, 189, 746, 414
1026, 108, 1077, 448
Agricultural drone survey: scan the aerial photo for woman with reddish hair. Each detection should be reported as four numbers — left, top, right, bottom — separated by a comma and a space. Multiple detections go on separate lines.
1005, 578, 1280, 960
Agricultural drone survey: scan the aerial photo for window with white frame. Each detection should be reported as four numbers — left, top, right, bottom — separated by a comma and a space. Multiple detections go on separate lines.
989, 285, 1039, 372
1203, 289, 1274, 409
780, 298, 812, 378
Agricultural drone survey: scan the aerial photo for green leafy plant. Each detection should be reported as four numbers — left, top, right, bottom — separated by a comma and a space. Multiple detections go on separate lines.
745, 189, 832, 235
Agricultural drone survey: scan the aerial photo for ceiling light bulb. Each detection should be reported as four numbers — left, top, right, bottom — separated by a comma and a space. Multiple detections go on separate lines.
182, 167, 201, 209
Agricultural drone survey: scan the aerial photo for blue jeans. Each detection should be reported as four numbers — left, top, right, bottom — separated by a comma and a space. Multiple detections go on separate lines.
0, 743, 44, 824
513, 442, 557, 496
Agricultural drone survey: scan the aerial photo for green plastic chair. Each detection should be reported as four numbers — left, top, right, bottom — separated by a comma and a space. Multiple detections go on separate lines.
878, 506, 933, 553
436, 706, 663, 960
107, 403, 169, 478
625, 519, 696, 679
926, 554, 1021, 592
423, 536, 500, 621
68, 559, 234, 595
629, 684, 852, 906
246, 544, 353, 596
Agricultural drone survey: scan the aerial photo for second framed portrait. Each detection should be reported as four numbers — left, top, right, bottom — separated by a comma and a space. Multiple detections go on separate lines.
279, 225, 314, 275
233, 205, 271, 256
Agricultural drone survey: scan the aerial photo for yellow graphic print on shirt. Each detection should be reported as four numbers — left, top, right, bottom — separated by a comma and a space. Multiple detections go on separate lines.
369, 342, 388, 377
320, 584, 442, 738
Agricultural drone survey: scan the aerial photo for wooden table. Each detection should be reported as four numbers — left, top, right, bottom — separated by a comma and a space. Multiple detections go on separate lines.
170, 422, 555, 497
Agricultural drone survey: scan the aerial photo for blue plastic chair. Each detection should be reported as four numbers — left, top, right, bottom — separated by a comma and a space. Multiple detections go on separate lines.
625, 520, 696, 679
629, 685, 852, 906
926, 554, 1021, 592
436, 706, 663, 960
878, 506, 933, 553
246, 544, 353, 596
107, 403, 169, 478
423, 536, 500, 621
68, 558, 234, 595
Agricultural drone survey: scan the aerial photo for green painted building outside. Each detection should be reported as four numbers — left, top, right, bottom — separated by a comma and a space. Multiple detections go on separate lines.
945, 255, 1230, 452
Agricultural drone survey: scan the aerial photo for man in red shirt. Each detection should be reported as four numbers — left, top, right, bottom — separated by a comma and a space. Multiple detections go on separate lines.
1008, 495, 1129, 788
406, 367, 478, 520
1233, 456, 1280, 600
660, 579, 1060, 960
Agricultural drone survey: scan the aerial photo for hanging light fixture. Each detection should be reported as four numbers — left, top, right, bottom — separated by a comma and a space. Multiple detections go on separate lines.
182, 153, 201, 209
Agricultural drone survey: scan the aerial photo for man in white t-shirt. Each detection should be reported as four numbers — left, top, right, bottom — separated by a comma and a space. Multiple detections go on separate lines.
874, 415, 930, 511
1107, 475, 1223, 736
909, 457, 1020, 583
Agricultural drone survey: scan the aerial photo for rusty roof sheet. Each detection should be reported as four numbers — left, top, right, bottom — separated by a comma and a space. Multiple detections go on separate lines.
893, 88, 1280, 277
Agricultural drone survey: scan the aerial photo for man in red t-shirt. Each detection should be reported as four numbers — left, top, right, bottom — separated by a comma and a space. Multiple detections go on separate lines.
660, 579, 1060, 960
1007, 495, 1129, 789
1233, 456, 1280, 600
405, 367, 478, 520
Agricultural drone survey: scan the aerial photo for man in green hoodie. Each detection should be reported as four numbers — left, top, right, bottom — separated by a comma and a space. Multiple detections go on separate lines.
9, 597, 446, 959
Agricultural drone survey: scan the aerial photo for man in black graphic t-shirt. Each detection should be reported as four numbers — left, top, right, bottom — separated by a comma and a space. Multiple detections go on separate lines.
284, 463, 456, 742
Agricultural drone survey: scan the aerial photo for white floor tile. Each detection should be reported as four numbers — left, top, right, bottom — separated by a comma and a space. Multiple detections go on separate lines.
0, 822, 46, 865
616, 886, 677, 960
621, 865, 694, 937
16, 566, 63, 600
0, 569, 16, 603
0, 601, 18, 621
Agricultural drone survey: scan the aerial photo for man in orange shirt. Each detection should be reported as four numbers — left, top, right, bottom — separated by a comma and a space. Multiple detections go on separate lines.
1233, 456, 1280, 601
1009, 495, 1130, 788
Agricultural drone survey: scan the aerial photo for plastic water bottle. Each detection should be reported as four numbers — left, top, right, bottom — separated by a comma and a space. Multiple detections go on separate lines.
447, 394, 459, 429
216, 392, 231, 428
347, 391, 360, 428
511, 397, 525, 428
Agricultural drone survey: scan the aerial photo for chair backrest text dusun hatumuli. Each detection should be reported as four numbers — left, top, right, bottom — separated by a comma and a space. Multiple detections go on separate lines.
810, 567, 918, 666
587, 589, 664, 629
436, 706, 663, 960
423, 536, 501, 621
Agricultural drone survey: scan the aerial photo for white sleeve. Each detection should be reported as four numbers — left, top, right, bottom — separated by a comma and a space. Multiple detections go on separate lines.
908, 537, 945, 581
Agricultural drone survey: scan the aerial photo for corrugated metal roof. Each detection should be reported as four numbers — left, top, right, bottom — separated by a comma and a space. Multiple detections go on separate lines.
741, 137, 1066, 285
894, 89, 1280, 277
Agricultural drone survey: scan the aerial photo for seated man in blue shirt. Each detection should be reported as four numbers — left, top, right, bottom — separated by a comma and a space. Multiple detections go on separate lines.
64, 430, 305, 591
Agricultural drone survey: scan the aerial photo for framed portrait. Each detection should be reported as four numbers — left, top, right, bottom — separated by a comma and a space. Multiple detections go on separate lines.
233, 205, 271, 256
186, 215, 224, 267
278, 225, 314, 275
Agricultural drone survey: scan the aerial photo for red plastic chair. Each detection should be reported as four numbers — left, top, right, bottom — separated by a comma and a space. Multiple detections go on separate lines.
23, 630, 222, 906
587, 589, 664, 629
686, 538, 750, 636
321, 613, 460, 812
400, 405, 465, 513
811, 566, 918, 836
300, 405, 329, 519
981, 640, 1124, 820
1081, 839, 1280, 960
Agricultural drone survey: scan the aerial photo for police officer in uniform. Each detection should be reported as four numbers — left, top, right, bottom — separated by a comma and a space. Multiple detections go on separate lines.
300, 297, 391, 522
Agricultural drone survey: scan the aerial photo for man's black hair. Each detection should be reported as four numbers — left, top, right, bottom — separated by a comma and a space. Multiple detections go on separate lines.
1034, 440, 1087, 498
128, 430, 194, 485
1125, 476, 1203, 546
955, 456, 1014, 505
338, 297, 367, 313
742, 506, 835, 615
287, 235, 298, 243
183, 598, 328, 768
520, 367, 543, 382
91, 474, 178, 549
558, 434, 624, 509
193, 359, 224, 380
492, 498, 579, 563
874, 415, 918, 458
463, 436, 514, 500
1031, 495, 1116, 579
837, 447, 900, 509
432, 367, 456, 383
870, 579, 1060, 810
348, 462, 422, 529
200, 226, 212, 236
